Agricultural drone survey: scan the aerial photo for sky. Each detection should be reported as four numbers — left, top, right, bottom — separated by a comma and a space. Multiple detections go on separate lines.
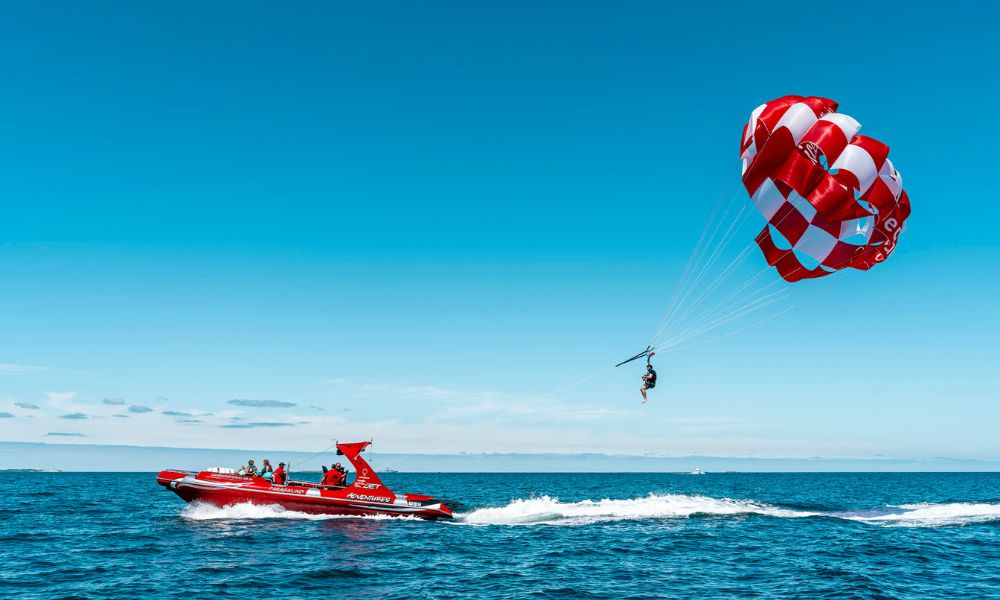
1, 1, 998, 466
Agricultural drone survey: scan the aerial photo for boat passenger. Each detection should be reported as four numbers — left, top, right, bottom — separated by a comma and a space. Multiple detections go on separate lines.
321, 465, 340, 487
334, 464, 348, 486
273, 462, 286, 485
261, 459, 274, 480
244, 459, 259, 476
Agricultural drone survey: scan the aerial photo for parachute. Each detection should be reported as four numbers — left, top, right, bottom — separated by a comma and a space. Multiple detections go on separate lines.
640, 95, 913, 355
740, 95, 911, 282
552, 97, 913, 397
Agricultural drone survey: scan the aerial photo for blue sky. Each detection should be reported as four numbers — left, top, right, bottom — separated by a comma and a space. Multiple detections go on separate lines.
1, 1, 997, 462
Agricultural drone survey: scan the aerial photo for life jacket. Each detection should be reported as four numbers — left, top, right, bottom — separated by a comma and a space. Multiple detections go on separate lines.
273, 468, 285, 485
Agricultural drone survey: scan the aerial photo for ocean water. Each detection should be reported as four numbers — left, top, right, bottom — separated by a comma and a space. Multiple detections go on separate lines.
3, 472, 999, 599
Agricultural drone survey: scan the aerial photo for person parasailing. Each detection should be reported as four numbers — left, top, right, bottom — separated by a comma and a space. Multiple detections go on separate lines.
640, 362, 657, 403
615, 346, 657, 403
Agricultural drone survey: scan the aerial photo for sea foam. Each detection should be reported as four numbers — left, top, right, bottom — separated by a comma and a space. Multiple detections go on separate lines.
834, 502, 1000, 527
457, 493, 811, 526
455, 494, 1000, 528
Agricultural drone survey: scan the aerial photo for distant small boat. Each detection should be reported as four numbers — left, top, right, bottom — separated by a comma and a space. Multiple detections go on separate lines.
382, 468, 399, 474
689, 468, 706, 475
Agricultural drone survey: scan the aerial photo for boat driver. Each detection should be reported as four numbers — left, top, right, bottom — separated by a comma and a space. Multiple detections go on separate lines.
334, 464, 348, 486
273, 462, 286, 485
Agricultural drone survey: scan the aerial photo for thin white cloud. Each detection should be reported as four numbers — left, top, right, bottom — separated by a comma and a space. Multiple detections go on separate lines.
665, 416, 778, 435
356, 381, 502, 403
0, 379, 856, 458
0, 397, 888, 458
340, 379, 638, 424
46, 391, 78, 405
436, 399, 638, 423
0, 364, 47, 374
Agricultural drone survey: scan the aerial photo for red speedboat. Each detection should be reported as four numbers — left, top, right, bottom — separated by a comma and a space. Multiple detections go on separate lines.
156, 441, 452, 520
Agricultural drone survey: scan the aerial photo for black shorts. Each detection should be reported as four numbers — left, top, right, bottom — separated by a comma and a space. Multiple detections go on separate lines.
644, 381, 655, 389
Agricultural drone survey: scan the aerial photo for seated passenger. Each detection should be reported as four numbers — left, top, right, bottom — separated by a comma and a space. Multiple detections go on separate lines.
334, 464, 348, 487
244, 459, 259, 476
273, 462, 286, 485
261, 459, 274, 480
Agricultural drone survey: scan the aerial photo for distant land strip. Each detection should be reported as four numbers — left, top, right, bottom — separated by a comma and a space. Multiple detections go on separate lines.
2, 441, 999, 473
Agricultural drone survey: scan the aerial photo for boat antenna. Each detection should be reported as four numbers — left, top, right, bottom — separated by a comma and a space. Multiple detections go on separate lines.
293, 439, 340, 473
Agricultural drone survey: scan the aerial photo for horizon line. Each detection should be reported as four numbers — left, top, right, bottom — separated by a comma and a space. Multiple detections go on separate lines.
4, 440, 1000, 465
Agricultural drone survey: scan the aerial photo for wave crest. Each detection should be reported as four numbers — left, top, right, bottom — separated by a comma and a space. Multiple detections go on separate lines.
456, 494, 1000, 528
835, 502, 1000, 527
457, 494, 810, 526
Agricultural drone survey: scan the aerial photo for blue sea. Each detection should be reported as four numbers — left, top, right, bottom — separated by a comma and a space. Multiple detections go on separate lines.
4, 472, 1000, 599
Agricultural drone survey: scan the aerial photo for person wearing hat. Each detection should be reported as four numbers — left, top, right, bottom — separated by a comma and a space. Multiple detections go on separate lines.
272, 462, 287, 485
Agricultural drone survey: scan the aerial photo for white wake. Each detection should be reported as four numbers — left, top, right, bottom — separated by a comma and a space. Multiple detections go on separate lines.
457, 494, 812, 525
175, 496, 1000, 528
834, 502, 1000, 527
455, 494, 1000, 528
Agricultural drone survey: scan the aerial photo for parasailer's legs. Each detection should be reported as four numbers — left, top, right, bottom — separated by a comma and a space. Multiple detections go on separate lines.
641, 385, 649, 403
